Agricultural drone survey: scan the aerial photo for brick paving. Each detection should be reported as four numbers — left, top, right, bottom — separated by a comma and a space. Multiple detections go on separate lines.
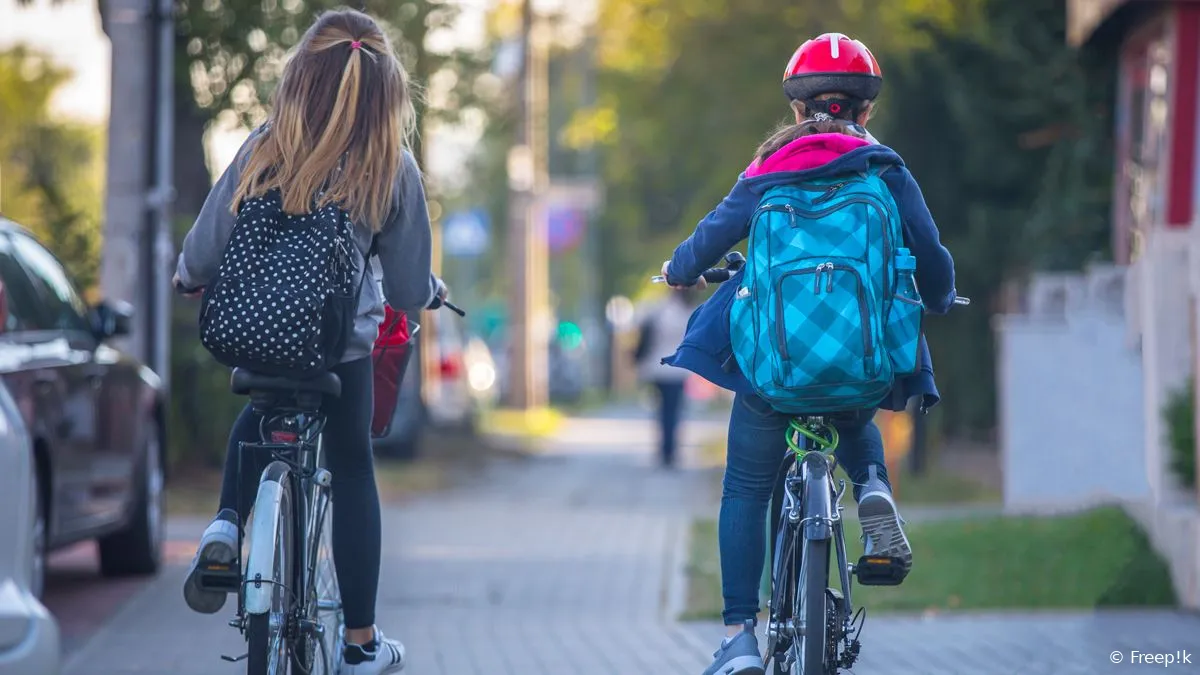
58, 407, 1200, 674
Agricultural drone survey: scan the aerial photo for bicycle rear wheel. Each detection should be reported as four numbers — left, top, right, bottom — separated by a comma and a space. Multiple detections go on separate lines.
797, 537, 830, 674
247, 479, 296, 675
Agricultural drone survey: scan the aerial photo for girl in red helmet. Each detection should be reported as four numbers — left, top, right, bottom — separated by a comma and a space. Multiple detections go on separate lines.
659, 34, 957, 675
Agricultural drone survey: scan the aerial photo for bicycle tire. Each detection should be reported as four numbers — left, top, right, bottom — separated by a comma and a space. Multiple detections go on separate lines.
247, 478, 295, 675
798, 537, 830, 675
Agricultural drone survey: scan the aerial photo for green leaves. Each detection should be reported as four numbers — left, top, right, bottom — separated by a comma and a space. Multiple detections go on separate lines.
0, 47, 103, 291
580, 0, 1115, 436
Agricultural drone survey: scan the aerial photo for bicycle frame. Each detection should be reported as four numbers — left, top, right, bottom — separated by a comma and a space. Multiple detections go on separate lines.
216, 396, 338, 674
766, 417, 862, 673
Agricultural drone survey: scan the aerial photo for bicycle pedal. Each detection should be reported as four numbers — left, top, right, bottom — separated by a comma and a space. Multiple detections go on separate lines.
853, 555, 907, 586
198, 562, 242, 593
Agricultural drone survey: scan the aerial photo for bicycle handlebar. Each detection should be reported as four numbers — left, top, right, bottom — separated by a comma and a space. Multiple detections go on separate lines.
651, 252, 971, 307
174, 281, 468, 316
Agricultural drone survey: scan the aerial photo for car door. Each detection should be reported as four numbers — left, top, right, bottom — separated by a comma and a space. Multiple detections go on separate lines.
0, 235, 92, 540
6, 232, 119, 527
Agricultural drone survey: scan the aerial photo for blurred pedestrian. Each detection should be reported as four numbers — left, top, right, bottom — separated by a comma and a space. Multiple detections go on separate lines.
634, 288, 699, 468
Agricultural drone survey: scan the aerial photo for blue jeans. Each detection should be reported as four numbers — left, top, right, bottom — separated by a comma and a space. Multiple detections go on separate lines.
719, 393, 890, 625
654, 381, 686, 466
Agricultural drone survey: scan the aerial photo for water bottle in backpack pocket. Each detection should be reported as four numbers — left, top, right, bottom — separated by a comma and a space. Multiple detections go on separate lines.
883, 248, 923, 375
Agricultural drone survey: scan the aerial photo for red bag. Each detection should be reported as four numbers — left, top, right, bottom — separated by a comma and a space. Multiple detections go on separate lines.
371, 306, 413, 438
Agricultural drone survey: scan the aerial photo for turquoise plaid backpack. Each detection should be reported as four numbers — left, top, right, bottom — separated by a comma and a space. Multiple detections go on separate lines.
729, 167, 924, 414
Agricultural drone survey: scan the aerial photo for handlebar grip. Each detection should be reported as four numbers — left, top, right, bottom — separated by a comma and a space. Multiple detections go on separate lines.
442, 300, 466, 317
174, 281, 203, 295
701, 268, 732, 284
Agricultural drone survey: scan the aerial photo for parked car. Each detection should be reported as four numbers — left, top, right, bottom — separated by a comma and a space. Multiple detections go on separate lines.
0, 376, 60, 675
372, 312, 497, 460
0, 218, 166, 589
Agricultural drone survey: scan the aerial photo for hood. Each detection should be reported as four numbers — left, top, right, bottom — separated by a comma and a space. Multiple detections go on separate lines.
742, 137, 905, 188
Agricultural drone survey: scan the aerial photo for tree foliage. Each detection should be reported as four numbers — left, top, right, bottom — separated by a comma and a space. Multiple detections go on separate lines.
575, 0, 1115, 437
0, 46, 104, 291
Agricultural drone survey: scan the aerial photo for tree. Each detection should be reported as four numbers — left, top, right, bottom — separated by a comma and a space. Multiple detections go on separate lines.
572, 0, 1114, 439
0, 46, 104, 290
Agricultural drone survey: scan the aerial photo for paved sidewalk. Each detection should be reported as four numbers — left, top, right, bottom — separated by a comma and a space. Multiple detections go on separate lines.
62, 410, 726, 674
59, 405, 1200, 675
689, 612, 1200, 674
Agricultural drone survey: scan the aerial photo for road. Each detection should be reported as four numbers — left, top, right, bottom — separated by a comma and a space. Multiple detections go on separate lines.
46, 405, 1200, 674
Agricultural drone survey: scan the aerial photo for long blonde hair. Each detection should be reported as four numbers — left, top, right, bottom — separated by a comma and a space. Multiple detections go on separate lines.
231, 9, 417, 231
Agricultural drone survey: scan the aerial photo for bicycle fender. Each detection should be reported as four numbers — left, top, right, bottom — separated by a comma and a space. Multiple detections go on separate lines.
802, 455, 833, 541
244, 461, 291, 615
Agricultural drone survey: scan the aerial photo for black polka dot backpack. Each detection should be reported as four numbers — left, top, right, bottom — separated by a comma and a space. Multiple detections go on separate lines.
197, 188, 368, 378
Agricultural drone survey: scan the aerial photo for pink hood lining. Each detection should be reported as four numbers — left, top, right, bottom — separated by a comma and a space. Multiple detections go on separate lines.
745, 133, 871, 177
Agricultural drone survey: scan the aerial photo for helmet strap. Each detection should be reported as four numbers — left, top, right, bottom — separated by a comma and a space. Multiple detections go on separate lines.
803, 97, 861, 121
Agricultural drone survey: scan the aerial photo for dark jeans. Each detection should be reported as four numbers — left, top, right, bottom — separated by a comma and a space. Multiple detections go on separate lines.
653, 381, 686, 466
719, 393, 890, 625
218, 357, 381, 629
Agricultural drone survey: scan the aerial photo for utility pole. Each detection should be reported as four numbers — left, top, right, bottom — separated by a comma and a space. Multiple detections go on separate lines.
101, 0, 155, 363
149, 0, 176, 391
506, 0, 550, 409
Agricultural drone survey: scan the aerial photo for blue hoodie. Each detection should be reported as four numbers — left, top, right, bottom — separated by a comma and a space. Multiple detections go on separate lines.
661, 134, 957, 411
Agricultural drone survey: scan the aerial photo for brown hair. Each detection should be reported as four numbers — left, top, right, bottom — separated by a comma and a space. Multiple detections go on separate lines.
753, 96, 873, 163
231, 9, 417, 231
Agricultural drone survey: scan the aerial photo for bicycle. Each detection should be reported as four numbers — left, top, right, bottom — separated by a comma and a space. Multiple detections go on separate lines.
179, 280, 464, 675
655, 253, 968, 674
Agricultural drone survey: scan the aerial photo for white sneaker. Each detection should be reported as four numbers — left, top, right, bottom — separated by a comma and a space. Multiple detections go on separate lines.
338, 626, 406, 675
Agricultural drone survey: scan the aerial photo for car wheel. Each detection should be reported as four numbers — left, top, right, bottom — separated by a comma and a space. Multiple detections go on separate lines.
98, 430, 164, 577
30, 466, 46, 599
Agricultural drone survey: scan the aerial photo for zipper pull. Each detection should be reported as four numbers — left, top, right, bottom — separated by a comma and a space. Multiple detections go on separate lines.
814, 182, 847, 204
826, 267, 834, 293
813, 266, 822, 294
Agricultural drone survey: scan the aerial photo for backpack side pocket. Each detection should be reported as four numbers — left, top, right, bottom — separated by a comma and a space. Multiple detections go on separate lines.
884, 249, 923, 375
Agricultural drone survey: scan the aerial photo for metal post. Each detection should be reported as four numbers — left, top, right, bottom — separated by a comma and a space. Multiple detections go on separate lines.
506, 0, 536, 409
150, 0, 176, 390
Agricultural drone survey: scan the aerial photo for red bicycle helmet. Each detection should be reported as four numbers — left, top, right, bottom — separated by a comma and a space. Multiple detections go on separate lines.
783, 33, 882, 104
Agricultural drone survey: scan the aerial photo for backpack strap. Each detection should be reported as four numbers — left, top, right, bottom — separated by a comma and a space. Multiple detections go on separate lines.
368, 234, 379, 259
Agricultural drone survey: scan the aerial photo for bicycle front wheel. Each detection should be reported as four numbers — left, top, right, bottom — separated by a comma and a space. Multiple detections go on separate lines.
294, 491, 341, 675
798, 537, 830, 675
246, 477, 295, 675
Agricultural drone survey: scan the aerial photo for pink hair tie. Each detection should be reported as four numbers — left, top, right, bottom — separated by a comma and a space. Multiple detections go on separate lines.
350, 40, 363, 50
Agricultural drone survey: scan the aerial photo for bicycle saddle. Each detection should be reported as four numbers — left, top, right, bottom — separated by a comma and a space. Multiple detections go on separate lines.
230, 368, 342, 398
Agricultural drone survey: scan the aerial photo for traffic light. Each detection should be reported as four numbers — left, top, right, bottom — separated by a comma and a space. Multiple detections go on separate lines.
557, 321, 583, 350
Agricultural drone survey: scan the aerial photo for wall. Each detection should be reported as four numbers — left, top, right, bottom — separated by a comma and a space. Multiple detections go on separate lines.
997, 265, 1150, 510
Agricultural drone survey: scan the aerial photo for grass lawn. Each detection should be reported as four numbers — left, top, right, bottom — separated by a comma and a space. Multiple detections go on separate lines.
843, 465, 1001, 506
682, 505, 1176, 620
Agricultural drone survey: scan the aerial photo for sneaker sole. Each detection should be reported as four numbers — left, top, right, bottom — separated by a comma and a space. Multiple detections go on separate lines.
715, 655, 764, 675
858, 492, 912, 568
183, 538, 236, 614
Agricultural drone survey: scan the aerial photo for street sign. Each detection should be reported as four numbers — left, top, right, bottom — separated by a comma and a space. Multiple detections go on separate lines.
547, 205, 586, 253
442, 209, 490, 258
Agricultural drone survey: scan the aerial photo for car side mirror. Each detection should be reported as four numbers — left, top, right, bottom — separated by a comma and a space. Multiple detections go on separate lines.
91, 300, 134, 339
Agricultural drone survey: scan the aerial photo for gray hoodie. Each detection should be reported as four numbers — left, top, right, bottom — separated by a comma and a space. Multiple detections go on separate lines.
175, 129, 437, 364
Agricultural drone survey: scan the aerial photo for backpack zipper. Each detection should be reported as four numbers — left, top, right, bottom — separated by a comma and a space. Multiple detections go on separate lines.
812, 182, 848, 204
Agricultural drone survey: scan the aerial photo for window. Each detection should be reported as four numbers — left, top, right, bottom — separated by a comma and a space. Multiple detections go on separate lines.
0, 237, 49, 333
8, 232, 91, 333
